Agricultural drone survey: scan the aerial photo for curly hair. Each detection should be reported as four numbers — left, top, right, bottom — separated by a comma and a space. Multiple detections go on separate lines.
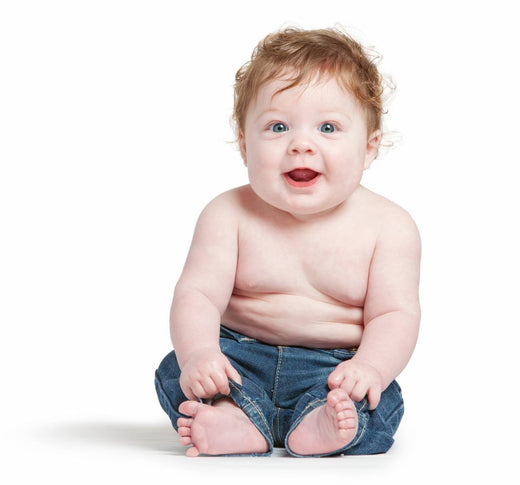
233, 26, 390, 139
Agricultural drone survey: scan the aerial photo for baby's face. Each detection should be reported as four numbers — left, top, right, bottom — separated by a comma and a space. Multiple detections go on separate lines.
240, 75, 380, 219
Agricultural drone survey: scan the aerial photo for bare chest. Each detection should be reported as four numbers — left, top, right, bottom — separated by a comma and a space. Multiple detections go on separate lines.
235, 217, 376, 306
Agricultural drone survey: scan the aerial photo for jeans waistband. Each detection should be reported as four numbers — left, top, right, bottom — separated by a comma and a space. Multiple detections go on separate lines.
220, 324, 358, 353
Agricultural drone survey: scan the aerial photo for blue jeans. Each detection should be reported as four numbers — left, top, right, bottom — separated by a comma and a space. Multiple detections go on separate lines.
154, 326, 404, 457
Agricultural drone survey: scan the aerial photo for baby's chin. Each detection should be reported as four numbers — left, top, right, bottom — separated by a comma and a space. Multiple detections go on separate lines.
248, 181, 353, 220
269, 195, 349, 220
282, 203, 347, 221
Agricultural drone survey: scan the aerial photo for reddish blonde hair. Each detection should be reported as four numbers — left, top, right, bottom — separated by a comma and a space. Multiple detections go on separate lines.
233, 27, 389, 138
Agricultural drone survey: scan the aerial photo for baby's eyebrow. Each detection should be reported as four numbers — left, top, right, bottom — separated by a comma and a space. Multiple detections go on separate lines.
319, 111, 352, 123
251, 108, 353, 127
318, 110, 349, 117
254, 109, 285, 122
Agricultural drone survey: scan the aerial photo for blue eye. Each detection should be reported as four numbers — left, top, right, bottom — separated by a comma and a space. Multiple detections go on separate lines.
270, 122, 288, 133
320, 123, 335, 133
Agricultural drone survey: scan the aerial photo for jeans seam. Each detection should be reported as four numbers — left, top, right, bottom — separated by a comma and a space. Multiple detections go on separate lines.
385, 403, 404, 420
293, 397, 327, 427
229, 381, 275, 444
272, 346, 284, 405
284, 397, 326, 454
276, 407, 281, 445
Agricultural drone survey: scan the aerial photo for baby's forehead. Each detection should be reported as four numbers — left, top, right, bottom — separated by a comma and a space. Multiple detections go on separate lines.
255, 74, 356, 108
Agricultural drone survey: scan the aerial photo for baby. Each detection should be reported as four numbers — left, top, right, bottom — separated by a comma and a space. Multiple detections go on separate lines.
155, 27, 421, 457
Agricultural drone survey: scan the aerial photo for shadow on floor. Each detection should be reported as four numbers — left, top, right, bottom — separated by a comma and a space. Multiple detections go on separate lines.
36, 420, 181, 454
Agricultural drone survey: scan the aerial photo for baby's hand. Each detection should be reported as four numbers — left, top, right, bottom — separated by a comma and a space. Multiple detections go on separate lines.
179, 348, 242, 401
327, 358, 383, 410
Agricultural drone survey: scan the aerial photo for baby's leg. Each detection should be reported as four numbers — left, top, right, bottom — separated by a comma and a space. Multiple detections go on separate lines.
287, 388, 358, 456
177, 398, 269, 457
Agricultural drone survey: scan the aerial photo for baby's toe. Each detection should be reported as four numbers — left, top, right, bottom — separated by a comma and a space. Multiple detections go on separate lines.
179, 400, 203, 417
186, 446, 200, 457
178, 426, 191, 437
177, 417, 192, 428
336, 409, 352, 420
338, 416, 357, 430
327, 387, 350, 405
335, 400, 353, 413
179, 436, 193, 446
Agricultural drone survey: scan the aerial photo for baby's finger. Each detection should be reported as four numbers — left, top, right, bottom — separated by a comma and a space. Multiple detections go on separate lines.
350, 381, 368, 403
211, 370, 231, 395
337, 375, 356, 396
190, 381, 208, 399
327, 369, 345, 389
225, 363, 242, 386
199, 378, 219, 398
183, 387, 197, 401
180, 379, 198, 401
367, 387, 381, 410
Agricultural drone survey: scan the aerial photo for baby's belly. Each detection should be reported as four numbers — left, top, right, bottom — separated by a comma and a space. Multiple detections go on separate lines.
222, 292, 364, 349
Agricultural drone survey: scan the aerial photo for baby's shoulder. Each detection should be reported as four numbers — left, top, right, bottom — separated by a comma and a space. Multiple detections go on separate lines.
356, 186, 420, 240
198, 185, 253, 220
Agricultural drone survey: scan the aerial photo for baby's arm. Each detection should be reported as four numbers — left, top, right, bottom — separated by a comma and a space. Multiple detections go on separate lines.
170, 193, 241, 401
328, 208, 421, 409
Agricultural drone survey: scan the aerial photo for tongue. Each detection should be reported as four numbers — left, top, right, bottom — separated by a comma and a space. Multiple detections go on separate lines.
288, 169, 318, 182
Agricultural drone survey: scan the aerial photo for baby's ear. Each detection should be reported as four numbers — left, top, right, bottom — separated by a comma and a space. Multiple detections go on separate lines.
364, 130, 381, 169
238, 132, 247, 166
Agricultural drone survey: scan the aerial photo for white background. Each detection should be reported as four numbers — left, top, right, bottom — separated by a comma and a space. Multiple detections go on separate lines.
1, 1, 519, 483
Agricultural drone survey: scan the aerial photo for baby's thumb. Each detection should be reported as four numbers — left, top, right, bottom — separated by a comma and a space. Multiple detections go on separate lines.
225, 363, 242, 385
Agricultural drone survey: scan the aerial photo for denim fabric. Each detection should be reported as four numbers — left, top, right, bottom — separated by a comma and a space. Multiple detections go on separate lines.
154, 326, 404, 457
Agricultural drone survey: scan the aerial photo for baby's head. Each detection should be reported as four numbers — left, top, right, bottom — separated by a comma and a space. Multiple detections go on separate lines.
233, 26, 387, 141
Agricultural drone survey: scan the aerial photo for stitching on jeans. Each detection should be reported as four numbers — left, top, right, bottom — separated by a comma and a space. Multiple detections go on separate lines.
229, 381, 274, 443
272, 346, 284, 405
276, 407, 281, 445
294, 397, 327, 425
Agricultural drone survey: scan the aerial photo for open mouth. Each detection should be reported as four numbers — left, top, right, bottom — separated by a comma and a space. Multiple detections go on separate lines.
284, 168, 321, 187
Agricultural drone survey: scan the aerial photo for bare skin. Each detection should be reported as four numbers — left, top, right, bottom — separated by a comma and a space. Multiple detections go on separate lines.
287, 389, 358, 455
177, 388, 357, 457
177, 398, 269, 456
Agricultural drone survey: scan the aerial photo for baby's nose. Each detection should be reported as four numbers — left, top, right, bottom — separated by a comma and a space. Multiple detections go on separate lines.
288, 134, 316, 155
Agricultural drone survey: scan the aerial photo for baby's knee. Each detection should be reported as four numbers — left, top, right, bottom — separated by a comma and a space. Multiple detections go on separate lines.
156, 350, 182, 380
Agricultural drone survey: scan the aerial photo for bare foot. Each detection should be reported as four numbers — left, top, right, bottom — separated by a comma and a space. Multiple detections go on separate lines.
287, 388, 358, 456
177, 398, 269, 456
